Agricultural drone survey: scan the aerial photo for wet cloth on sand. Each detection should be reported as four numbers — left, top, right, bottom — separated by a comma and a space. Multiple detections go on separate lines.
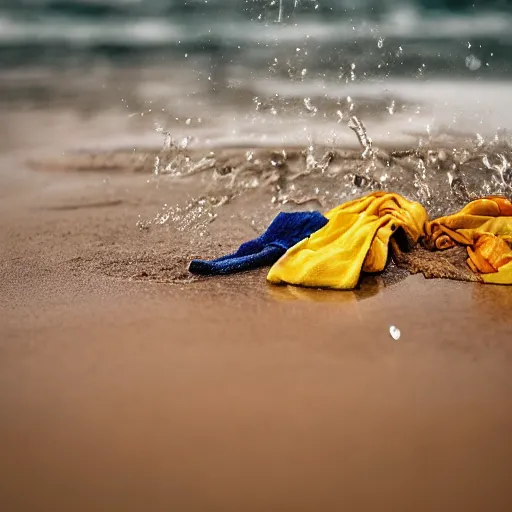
267, 192, 428, 290
188, 211, 328, 275
188, 192, 512, 287
424, 196, 512, 284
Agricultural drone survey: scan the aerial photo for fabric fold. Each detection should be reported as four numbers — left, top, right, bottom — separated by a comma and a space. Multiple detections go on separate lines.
266, 192, 428, 290
424, 196, 512, 284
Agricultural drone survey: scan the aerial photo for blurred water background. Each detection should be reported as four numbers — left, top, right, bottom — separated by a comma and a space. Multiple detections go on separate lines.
1, 0, 511, 74
2, 1, 512, 154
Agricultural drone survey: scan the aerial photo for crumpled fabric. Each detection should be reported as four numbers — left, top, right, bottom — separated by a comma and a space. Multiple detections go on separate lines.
267, 192, 428, 290
424, 196, 512, 284
189, 191, 512, 288
189, 211, 328, 275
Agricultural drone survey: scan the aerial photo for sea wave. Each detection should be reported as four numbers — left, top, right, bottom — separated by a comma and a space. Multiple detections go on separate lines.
0, 1, 511, 75
1, 8, 511, 47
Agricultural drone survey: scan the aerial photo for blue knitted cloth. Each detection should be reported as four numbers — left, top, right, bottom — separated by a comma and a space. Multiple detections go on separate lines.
189, 211, 328, 275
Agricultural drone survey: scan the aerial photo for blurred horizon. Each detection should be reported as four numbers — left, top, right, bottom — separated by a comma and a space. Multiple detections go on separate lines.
1, 0, 512, 80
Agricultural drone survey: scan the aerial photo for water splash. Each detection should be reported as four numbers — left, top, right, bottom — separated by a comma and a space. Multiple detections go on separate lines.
348, 116, 373, 158
136, 128, 512, 236
303, 97, 317, 114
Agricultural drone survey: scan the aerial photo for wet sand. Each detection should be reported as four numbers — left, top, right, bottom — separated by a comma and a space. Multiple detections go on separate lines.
2, 274, 512, 511
1, 75, 512, 510
2, 143, 512, 511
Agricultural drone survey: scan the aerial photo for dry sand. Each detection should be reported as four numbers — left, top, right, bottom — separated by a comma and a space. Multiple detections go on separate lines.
1, 113, 512, 511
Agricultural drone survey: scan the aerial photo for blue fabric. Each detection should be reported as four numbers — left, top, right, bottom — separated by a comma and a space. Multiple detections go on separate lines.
189, 211, 328, 275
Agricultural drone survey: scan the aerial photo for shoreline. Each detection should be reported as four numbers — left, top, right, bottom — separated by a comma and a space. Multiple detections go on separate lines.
2, 260, 512, 510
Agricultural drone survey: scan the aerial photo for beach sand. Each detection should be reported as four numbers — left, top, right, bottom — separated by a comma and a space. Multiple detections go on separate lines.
1, 85, 512, 511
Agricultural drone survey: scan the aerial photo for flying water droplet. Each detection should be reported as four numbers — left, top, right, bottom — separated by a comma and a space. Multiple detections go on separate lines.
162, 132, 172, 150
350, 63, 356, 81
303, 97, 317, 114
178, 137, 190, 150
465, 55, 481, 71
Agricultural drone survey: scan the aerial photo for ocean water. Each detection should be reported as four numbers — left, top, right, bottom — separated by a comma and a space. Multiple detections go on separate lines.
1, 0, 512, 77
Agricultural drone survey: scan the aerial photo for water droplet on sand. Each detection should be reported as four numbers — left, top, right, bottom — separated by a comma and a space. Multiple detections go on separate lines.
389, 326, 401, 340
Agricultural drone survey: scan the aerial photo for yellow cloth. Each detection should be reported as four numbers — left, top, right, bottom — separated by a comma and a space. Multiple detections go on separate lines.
424, 196, 512, 284
267, 192, 512, 289
267, 192, 428, 290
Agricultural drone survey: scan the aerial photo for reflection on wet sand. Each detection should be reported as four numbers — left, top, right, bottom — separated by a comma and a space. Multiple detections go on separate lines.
266, 267, 410, 303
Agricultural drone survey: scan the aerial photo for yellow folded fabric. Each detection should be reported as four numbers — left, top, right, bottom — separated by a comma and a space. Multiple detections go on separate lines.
267, 192, 428, 290
424, 196, 512, 284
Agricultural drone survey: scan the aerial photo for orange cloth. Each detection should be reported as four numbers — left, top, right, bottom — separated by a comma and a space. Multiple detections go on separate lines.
424, 196, 512, 284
